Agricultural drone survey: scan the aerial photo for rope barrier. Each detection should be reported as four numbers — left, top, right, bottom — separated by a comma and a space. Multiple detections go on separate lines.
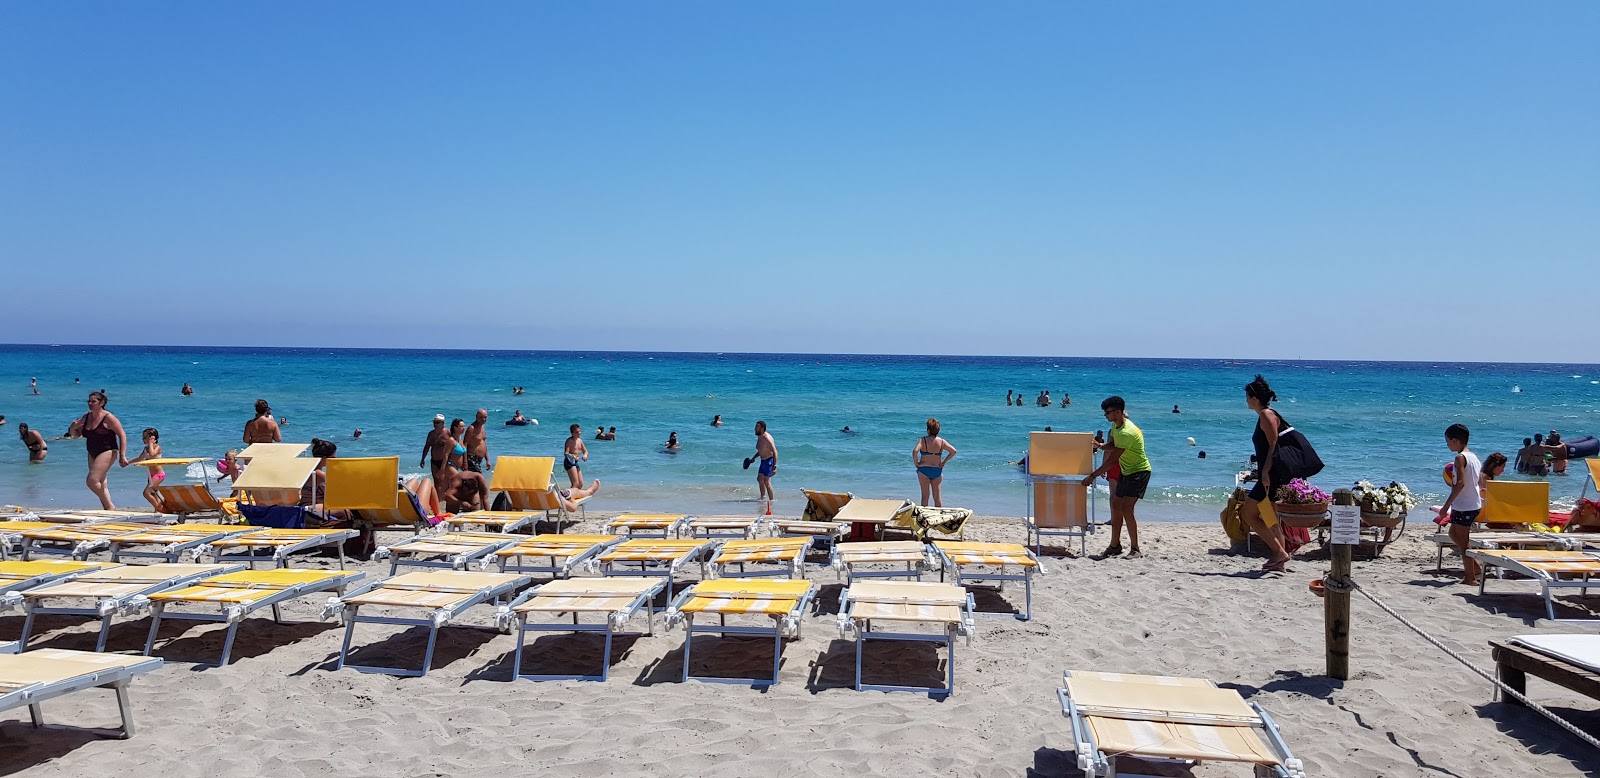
1343, 577, 1600, 750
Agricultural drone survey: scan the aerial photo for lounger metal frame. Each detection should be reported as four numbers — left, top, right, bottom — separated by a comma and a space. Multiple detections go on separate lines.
332, 573, 531, 677
0, 651, 164, 739
596, 540, 720, 612
142, 570, 365, 666
32, 510, 168, 525
499, 579, 664, 682
439, 510, 539, 534
1428, 531, 1577, 573
1468, 550, 1600, 622
494, 536, 623, 579
109, 526, 256, 564
668, 582, 818, 688
839, 585, 974, 698
605, 514, 694, 539
685, 516, 767, 540
707, 537, 814, 580
375, 533, 523, 575
0, 562, 122, 596
6, 564, 247, 652
1057, 670, 1305, 778
934, 543, 1040, 621
206, 529, 357, 570
20, 523, 151, 561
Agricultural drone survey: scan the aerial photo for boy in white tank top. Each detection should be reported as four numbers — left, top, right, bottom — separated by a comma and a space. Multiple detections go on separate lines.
1438, 424, 1483, 586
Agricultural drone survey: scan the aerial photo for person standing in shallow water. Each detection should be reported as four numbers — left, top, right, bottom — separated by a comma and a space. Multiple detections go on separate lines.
751, 420, 778, 507
243, 399, 280, 444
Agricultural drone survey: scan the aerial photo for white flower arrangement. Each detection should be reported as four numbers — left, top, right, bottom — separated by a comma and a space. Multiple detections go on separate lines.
1351, 480, 1417, 519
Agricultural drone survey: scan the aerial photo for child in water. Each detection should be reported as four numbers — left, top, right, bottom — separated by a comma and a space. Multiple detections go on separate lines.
128, 427, 166, 512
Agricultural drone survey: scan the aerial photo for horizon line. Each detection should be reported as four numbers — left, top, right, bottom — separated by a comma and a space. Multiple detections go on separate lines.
2, 341, 1595, 369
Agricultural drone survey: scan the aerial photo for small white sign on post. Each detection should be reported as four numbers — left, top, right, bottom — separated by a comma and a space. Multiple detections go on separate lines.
1330, 505, 1361, 545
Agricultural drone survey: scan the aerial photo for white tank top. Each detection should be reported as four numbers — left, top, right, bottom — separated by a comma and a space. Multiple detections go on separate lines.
1454, 450, 1483, 512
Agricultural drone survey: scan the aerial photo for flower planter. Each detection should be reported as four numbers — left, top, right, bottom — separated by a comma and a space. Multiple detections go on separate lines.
1274, 500, 1330, 528
1360, 509, 1405, 529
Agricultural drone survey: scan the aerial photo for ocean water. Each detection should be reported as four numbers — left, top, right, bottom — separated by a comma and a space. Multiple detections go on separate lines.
1, 345, 1596, 519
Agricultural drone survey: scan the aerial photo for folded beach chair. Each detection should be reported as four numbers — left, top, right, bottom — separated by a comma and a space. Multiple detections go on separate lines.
831, 541, 937, 584
933, 540, 1043, 621
4, 563, 246, 652
204, 528, 358, 569
152, 483, 229, 521
0, 560, 122, 596
833, 498, 915, 543
492, 534, 623, 579
1026, 432, 1098, 557
665, 578, 819, 687
1467, 549, 1600, 622
107, 523, 256, 564
705, 537, 813, 580
605, 513, 692, 539
325, 456, 429, 534
591, 539, 720, 609
18, 522, 152, 561
836, 580, 974, 697
684, 515, 766, 540
792, 489, 852, 550
1431, 481, 1553, 570
1580, 458, 1599, 503
0, 648, 164, 739
230, 454, 321, 517
496, 577, 665, 682
329, 570, 531, 676
143, 568, 365, 665
375, 532, 523, 574
1058, 670, 1306, 778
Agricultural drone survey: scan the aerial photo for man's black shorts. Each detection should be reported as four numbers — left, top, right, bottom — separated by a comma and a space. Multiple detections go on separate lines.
1115, 469, 1151, 499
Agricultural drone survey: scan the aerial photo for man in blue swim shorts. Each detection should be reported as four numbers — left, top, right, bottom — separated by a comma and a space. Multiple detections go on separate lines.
752, 420, 778, 508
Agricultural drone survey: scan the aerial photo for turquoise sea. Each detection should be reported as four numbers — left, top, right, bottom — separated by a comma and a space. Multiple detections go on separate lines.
1, 345, 1596, 519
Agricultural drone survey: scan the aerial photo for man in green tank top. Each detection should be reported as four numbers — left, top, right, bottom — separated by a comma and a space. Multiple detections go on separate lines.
1082, 395, 1151, 558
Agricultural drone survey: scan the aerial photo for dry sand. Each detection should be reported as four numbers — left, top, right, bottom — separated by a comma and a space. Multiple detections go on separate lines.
4, 513, 1598, 777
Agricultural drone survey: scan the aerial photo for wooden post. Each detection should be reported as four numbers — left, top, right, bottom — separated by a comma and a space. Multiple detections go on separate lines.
1326, 542, 1351, 680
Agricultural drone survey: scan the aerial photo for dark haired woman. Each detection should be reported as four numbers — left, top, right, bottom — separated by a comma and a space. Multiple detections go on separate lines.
77, 390, 129, 509
244, 399, 281, 444
1239, 376, 1296, 572
19, 423, 47, 463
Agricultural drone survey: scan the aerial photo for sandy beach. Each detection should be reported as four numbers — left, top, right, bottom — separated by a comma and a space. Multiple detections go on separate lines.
3, 513, 1597, 778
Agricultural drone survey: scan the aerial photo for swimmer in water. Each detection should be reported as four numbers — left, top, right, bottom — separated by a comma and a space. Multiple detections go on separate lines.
181, 382, 193, 396
841, 425, 852, 434
353, 428, 363, 439
19, 423, 46, 462
711, 414, 723, 427
664, 431, 680, 451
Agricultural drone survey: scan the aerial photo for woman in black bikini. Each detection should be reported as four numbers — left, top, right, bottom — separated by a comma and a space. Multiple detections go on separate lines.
77, 390, 129, 509
19, 423, 47, 462
912, 418, 957, 507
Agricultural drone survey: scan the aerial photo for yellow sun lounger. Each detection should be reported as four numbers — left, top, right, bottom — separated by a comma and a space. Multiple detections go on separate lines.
235, 442, 309, 461
605, 513, 692, 539
800, 489, 852, 521
705, 537, 813, 580
152, 483, 229, 520
375, 532, 524, 574
329, 570, 531, 677
591, 539, 720, 609
784, 488, 855, 550
143, 568, 366, 666
1430, 481, 1554, 570
831, 541, 937, 584
0, 648, 164, 739
18, 522, 153, 561
31, 510, 168, 525
666, 578, 819, 687
1026, 431, 1099, 556
492, 534, 623, 578
1059, 670, 1306, 778
107, 523, 257, 564
2, 522, 77, 560
468, 455, 585, 533
836, 580, 974, 697
441, 510, 539, 534
496, 577, 666, 682
1428, 530, 1576, 573
1467, 549, 1600, 622
204, 528, 358, 569
231, 454, 321, 508
684, 515, 766, 540
324, 457, 430, 534
4, 563, 246, 652
0, 560, 122, 596
933, 541, 1044, 621
833, 498, 915, 543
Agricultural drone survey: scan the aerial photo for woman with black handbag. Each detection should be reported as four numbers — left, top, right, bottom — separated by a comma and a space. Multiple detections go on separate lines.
1238, 376, 1323, 573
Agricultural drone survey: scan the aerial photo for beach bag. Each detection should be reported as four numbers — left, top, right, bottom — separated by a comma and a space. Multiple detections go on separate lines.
1270, 428, 1324, 481
238, 503, 306, 529
1220, 489, 1248, 544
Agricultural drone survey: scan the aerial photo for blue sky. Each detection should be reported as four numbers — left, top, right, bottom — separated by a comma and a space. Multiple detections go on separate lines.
2, 2, 1595, 362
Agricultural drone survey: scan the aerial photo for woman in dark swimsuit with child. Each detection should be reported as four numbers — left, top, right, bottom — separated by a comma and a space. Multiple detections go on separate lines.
75, 390, 129, 509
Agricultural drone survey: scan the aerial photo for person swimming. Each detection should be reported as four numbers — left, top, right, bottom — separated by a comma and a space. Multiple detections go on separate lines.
664, 432, 680, 451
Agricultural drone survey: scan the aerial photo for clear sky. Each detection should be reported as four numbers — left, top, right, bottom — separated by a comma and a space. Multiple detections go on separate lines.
2, 3, 1595, 362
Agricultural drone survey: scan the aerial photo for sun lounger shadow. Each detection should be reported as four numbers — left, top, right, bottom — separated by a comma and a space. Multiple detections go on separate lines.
0, 725, 109, 777
632, 637, 782, 690
808, 582, 845, 616
15, 617, 169, 655
966, 586, 1024, 618
468, 632, 645, 683
143, 619, 339, 668
1477, 700, 1600, 767
1216, 669, 1342, 701
1455, 590, 1600, 624
334, 624, 501, 676
807, 638, 946, 695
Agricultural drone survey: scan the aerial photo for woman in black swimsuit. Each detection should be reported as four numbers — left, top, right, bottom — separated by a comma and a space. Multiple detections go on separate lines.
78, 390, 129, 509
19, 423, 47, 463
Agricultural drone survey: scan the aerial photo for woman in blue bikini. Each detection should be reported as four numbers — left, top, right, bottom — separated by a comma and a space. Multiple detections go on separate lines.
912, 418, 957, 507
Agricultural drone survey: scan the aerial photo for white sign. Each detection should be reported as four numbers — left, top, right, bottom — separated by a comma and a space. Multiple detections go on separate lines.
1330, 506, 1361, 545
